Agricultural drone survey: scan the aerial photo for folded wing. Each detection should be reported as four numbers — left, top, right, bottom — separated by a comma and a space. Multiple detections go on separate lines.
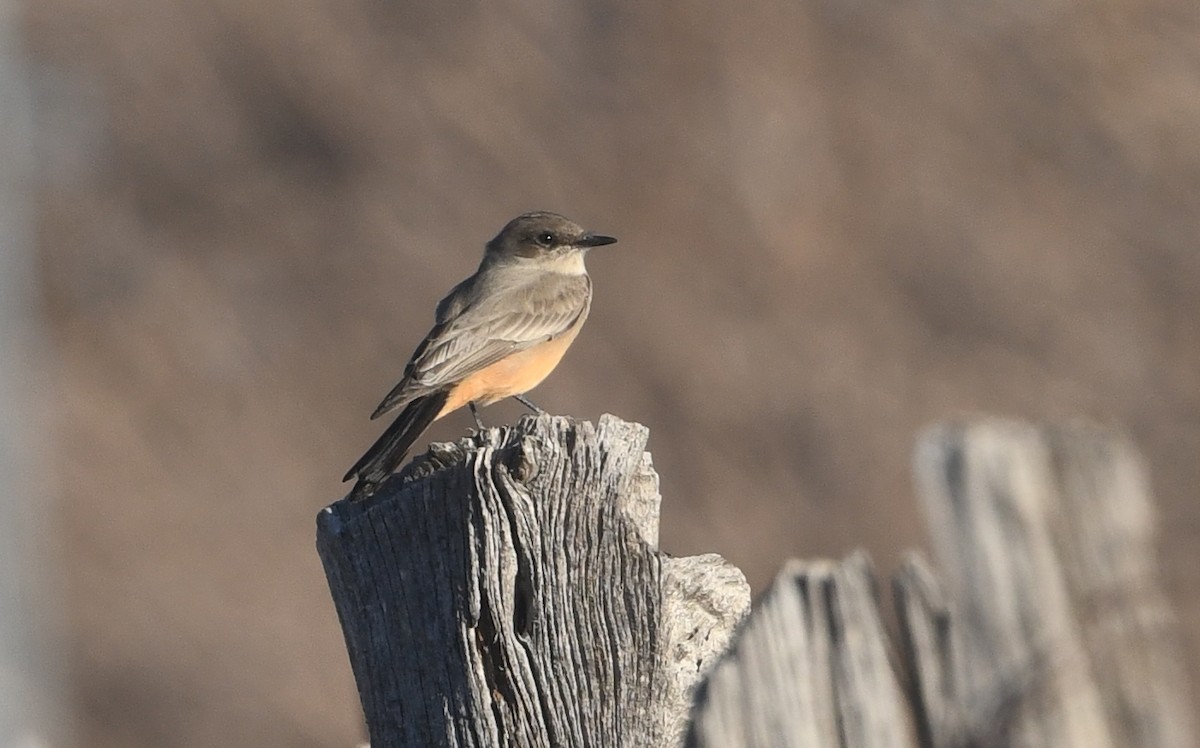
370, 273, 591, 420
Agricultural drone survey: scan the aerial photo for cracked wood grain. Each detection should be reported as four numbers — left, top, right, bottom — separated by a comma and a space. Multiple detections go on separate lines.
319, 415, 1195, 748
685, 552, 916, 748
317, 414, 749, 748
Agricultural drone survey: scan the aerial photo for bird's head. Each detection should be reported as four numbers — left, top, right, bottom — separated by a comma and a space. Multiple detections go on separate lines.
486, 212, 617, 265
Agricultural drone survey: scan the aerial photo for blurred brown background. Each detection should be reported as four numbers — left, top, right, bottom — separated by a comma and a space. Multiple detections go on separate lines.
15, 0, 1200, 745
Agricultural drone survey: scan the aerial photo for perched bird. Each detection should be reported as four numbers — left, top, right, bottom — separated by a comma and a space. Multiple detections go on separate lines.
344, 211, 616, 498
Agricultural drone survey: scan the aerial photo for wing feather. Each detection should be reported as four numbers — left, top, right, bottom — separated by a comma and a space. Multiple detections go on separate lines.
370, 272, 590, 419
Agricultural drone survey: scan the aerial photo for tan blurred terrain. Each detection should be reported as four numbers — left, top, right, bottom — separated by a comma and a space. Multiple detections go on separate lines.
22, 0, 1200, 745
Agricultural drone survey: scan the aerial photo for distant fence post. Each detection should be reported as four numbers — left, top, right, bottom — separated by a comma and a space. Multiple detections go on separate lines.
686, 553, 916, 748
905, 420, 1197, 748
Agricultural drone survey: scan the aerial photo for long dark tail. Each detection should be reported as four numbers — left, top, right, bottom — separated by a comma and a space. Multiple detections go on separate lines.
343, 391, 448, 497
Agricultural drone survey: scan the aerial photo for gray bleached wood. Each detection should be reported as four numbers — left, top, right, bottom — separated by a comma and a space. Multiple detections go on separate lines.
894, 554, 968, 748
910, 419, 1196, 748
685, 552, 915, 748
1044, 425, 1196, 748
319, 414, 1196, 747
317, 414, 749, 748
683, 418, 1195, 748
913, 420, 1113, 748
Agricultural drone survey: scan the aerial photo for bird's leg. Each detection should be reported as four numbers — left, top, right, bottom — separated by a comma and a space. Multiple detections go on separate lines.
512, 394, 546, 415
468, 401, 486, 429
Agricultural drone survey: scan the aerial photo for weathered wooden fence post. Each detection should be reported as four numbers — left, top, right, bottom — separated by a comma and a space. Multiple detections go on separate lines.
682, 418, 1195, 748
686, 553, 916, 748
317, 414, 750, 748
901, 420, 1197, 748
319, 415, 1196, 747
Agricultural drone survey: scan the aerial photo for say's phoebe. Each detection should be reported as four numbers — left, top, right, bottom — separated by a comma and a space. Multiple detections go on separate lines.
344, 211, 616, 498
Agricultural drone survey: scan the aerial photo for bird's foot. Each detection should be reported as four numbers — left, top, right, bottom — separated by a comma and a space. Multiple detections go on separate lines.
468, 401, 486, 429
512, 394, 546, 415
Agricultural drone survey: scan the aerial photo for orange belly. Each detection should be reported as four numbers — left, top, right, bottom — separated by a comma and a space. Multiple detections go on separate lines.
438, 325, 583, 418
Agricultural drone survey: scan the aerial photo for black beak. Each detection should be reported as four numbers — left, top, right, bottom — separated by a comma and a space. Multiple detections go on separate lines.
578, 232, 617, 248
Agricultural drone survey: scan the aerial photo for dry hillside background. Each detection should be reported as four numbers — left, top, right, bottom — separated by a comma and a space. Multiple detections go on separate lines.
19, 0, 1200, 745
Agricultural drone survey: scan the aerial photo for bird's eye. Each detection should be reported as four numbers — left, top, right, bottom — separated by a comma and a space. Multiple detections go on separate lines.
535, 232, 555, 247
